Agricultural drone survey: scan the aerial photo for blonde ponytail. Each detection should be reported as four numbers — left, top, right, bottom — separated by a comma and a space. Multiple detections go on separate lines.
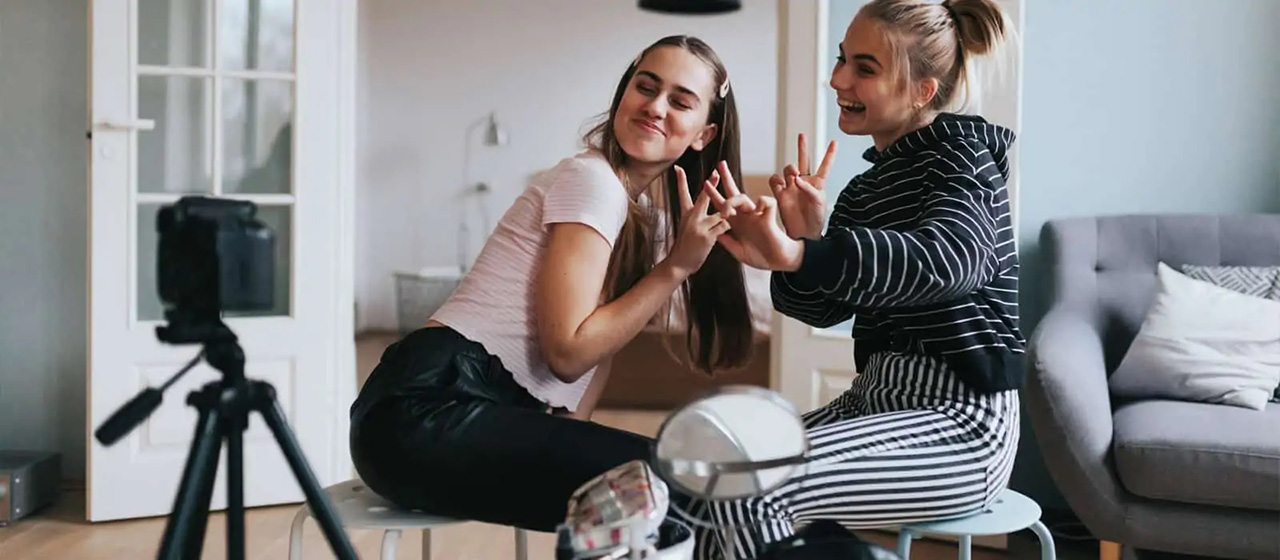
860, 0, 1014, 113
945, 0, 1007, 57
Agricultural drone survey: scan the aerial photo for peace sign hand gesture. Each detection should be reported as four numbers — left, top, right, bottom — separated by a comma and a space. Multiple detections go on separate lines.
664, 165, 732, 279
702, 161, 806, 273
771, 133, 837, 240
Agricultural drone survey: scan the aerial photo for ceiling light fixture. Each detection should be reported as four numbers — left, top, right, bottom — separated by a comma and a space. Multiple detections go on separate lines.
638, 0, 742, 15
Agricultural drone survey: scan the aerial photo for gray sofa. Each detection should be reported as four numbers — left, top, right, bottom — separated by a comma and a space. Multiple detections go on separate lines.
1026, 214, 1280, 559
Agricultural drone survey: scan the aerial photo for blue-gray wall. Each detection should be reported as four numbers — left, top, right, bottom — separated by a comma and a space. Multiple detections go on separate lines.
0, 1, 89, 478
1016, 0, 1280, 512
826, 0, 1280, 513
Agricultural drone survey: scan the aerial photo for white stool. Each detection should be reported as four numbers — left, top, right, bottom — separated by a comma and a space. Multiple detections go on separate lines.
288, 478, 529, 560
895, 489, 1055, 560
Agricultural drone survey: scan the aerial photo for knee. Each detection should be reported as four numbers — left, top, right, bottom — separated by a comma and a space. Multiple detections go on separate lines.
706, 495, 790, 524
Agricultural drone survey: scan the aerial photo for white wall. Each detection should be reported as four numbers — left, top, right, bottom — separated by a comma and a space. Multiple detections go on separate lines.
355, 0, 779, 331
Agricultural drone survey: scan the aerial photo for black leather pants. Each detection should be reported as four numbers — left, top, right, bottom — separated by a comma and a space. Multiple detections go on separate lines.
349, 326, 657, 532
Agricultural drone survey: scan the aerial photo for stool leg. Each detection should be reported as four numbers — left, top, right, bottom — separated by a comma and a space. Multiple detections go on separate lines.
895, 529, 914, 560
421, 527, 433, 560
515, 528, 529, 560
1029, 520, 1057, 560
958, 534, 972, 560
381, 528, 401, 560
287, 507, 310, 560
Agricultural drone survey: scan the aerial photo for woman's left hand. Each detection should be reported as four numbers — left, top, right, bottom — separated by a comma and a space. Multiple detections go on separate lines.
703, 161, 805, 272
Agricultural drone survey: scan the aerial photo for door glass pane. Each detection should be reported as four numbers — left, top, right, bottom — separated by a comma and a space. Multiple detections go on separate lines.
825, 0, 874, 212
138, 0, 208, 67
219, 0, 295, 73
137, 204, 165, 322
137, 203, 292, 320
138, 76, 213, 194
221, 79, 292, 194
224, 204, 292, 317
822, 0, 873, 336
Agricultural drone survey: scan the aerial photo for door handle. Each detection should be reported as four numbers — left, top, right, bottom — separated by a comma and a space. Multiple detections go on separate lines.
96, 118, 156, 131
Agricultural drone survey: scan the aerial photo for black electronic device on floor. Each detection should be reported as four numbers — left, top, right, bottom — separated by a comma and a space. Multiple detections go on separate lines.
0, 450, 61, 526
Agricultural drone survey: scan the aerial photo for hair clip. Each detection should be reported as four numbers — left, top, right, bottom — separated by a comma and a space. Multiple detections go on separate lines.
719, 80, 730, 98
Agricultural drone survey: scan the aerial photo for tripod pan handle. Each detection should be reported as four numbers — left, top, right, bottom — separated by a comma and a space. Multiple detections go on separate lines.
95, 388, 163, 446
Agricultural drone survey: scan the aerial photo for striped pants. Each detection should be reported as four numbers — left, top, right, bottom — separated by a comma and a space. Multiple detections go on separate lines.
685, 351, 1020, 560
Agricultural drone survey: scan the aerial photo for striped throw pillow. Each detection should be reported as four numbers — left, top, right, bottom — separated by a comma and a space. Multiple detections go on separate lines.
1179, 264, 1280, 300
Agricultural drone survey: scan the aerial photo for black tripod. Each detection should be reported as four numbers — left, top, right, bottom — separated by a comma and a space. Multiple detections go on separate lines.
94, 323, 357, 560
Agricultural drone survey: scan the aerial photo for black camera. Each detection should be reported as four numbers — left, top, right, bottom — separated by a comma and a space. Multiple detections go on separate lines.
155, 196, 275, 344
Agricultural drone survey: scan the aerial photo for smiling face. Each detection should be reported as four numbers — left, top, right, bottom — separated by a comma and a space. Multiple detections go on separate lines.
830, 12, 938, 149
612, 46, 720, 175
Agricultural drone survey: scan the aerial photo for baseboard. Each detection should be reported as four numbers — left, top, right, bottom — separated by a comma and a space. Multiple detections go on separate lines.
62, 477, 86, 491
355, 327, 399, 339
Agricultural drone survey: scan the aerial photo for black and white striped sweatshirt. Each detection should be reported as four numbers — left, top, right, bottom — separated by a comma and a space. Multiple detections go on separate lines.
771, 113, 1025, 393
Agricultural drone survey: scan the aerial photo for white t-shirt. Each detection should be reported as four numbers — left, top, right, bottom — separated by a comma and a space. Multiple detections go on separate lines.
430, 149, 631, 411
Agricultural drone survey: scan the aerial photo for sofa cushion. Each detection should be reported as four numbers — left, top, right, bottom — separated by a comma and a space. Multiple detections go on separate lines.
1113, 399, 1280, 511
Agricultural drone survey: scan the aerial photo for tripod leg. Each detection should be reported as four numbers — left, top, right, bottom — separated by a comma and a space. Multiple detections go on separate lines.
182, 436, 221, 560
158, 397, 224, 560
255, 388, 358, 560
227, 419, 246, 560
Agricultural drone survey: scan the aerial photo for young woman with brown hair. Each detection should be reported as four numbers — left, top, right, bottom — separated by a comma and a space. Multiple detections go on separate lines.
347, 35, 753, 533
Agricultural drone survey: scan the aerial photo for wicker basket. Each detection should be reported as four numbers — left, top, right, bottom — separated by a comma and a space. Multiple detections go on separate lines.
393, 267, 464, 334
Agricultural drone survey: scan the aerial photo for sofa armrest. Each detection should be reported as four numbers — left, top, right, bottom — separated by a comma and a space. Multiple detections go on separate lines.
1026, 305, 1128, 538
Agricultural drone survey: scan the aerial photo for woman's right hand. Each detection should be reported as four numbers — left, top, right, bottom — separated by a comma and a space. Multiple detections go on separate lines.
773, 133, 837, 240
664, 166, 732, 278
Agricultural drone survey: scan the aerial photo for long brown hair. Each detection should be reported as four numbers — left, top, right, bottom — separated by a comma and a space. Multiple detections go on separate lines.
860, 0, 1011, 112
581, 35, 753, 375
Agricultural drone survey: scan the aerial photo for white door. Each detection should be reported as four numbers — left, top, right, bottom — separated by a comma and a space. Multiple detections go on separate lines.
772, 0, 1025, 412
771, 0, 856, 412
88, 0, 358, 522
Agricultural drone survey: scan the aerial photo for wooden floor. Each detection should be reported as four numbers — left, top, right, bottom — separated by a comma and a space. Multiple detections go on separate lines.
0, 411, 678, 559
0, 407, 1092, 560
0, 333, 1093, 558
0, 474, 1052, 559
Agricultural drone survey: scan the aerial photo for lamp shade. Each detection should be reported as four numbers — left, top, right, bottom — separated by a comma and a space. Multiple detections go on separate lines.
638, 0, 741, 15
482, 114, 508, 146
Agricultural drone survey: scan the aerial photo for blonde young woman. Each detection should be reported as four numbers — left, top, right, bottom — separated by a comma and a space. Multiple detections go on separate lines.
691, 1, 1024, 557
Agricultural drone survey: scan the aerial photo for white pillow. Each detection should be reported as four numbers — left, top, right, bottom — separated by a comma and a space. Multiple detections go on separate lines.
1109, 262, 1280, 410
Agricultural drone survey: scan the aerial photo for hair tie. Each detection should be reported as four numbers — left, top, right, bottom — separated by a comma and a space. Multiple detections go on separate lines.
941, 0, 959, 22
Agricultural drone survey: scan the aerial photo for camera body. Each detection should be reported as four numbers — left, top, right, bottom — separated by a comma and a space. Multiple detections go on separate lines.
156, 196, 275, 344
